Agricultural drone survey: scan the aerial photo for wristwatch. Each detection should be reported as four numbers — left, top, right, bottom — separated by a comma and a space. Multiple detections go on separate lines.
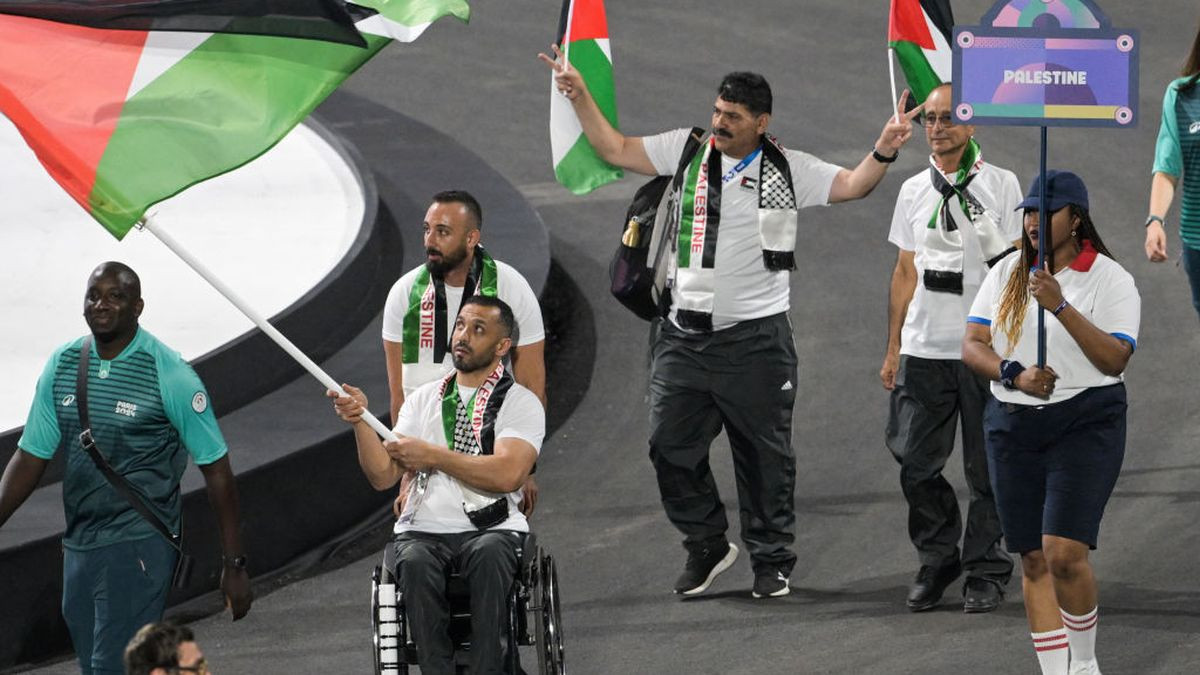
999, 359, 1025, 391
871, 147, 898, 164
1145, 214, 1165, 228
222, 554, 248, 570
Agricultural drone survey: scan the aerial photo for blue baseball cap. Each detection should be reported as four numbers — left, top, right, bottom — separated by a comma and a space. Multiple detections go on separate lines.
1015, 170, 1089, 212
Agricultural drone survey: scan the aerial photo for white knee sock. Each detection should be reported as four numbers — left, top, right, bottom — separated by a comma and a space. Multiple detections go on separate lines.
1031, 628, 1070, 675
1061, 605, 1099, 662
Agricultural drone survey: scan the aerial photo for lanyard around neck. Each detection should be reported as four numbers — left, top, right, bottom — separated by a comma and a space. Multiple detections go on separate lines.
721, 145, 762, 184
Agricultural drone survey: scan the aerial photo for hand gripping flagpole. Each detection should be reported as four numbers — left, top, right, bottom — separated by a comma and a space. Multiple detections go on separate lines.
138, 215, 399, 443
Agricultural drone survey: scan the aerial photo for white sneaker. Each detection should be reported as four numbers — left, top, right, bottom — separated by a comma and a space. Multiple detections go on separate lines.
1068, 659, 1101, 675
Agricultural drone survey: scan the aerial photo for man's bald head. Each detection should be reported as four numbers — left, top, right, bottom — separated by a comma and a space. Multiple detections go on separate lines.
89, 261, 142, 300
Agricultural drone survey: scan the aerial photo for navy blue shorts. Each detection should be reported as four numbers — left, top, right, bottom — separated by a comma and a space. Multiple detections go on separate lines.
983, 383, 1127, 554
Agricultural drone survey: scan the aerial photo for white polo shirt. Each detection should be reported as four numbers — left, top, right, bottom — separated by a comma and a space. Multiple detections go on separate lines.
643, 128, 841, 330
381, 259, 545, 394
392, 378, 545, 535
889, 162, 1023, 359
967, 243, 1140, 405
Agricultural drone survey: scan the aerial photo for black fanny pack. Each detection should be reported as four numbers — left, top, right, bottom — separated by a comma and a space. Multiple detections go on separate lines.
923, 269, 964, 295
463, 497, 508, 530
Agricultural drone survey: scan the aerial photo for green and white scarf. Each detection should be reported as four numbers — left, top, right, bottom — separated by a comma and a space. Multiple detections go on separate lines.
398, 360, 514, 526
922, 139, 1014, 294
401, 245, 498, 364
670, 134, 797, 332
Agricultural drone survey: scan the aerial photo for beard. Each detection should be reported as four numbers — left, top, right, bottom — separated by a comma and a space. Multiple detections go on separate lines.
451, 344, 495, 374
425, 243, 471, 276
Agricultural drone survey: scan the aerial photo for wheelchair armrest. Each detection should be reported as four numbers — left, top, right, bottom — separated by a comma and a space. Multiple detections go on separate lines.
518, 531, 538, 573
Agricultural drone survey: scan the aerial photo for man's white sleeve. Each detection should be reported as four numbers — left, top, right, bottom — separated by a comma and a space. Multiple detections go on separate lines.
887, 181, 916, 251
999, 171, 1024, 241
495, 387, 545, 454
785, 149, 841, 208
500, 265, 545, 346
381, 274, 413, 343
641, 128, 690, 176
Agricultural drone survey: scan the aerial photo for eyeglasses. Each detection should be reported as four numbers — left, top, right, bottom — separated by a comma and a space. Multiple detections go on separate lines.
922, 113, 957, 128
171, 658, 208, 674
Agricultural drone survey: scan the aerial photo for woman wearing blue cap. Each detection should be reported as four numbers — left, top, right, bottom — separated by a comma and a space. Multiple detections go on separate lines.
1144, 23, 1200, 319
962, 171, 1141, 675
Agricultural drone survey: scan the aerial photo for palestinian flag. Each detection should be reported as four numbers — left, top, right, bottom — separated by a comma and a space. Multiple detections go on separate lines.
0, 0, 368, 45
0, 0, 469, 239
550, 0, 621, 195
888, 0, 954, 104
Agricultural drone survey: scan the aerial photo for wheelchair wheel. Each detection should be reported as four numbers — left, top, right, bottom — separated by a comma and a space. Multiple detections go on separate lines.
372, 565, 406, 675
533, 550, 565, 675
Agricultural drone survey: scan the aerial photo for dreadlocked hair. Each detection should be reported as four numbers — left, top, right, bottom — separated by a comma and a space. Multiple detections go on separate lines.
993, 204, 1111, 354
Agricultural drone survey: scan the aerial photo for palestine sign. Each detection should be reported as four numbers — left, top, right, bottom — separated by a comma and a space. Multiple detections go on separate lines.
953, 0, 1138, 127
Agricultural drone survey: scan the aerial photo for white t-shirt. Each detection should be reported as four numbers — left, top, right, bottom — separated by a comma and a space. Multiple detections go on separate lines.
967, 244, 1140, 405
392, 377, 545, 534
643, 128, 842, 329
381, 259, 545, 394
888, 161, 1023, 359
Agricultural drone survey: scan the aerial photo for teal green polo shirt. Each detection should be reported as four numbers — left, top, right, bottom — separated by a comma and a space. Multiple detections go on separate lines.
1153, 76, 1200, 249
18, 328, 227, 550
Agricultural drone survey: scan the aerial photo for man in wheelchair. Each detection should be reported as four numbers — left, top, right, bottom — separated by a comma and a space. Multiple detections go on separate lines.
330, 295, 544, 675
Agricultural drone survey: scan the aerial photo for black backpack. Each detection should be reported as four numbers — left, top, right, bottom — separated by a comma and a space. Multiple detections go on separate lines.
608, 127, 705, 320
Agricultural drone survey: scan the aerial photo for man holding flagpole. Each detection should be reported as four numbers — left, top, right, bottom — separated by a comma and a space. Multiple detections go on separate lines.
880, 83, 1020, 613
539, 50, 921, 598
331, 296, 544, 675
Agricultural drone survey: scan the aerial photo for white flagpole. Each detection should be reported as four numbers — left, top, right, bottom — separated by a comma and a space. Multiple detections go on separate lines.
888, 46, 901, 123
139, 215, 398, 442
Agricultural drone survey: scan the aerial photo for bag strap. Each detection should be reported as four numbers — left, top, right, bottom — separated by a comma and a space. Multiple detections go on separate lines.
674, 126, 707, 189
76, 336, 182, 553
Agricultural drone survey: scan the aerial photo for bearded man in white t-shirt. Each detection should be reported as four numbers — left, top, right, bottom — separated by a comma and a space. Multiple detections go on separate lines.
879, 84, 1020, 614
541, 49, 922, 598
381, 190, 545, 516
330, 296, 544, 675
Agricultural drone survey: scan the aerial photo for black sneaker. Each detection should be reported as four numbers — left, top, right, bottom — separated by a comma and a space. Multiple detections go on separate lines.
751, 567, 790, 599
906, 561, 962, 612
674, 542, 739, 596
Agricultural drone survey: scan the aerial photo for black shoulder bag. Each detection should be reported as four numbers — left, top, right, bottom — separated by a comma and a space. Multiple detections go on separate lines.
609, 127, 706, 320
76, 337, 193, 589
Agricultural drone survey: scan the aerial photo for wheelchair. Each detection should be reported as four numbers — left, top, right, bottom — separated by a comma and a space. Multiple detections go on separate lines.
370, 532, 565, 674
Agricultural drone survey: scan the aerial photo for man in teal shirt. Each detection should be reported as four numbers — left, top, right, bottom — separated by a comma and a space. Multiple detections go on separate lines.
0, 262, 252, 674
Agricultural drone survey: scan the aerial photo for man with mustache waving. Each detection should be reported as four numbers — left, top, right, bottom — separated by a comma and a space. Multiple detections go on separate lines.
540, 49, 922, 598
331, 296, 544, 675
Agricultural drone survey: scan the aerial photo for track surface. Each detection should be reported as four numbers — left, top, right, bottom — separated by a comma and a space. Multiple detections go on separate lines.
27, 1, 1200, 673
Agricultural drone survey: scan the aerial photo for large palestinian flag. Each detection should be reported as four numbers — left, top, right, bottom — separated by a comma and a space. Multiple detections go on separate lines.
550, 0, 621, 195
0, 0, 469, 239
888, 0, 954, 104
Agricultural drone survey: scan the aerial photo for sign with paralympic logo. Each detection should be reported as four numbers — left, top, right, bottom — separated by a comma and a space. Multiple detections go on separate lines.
953, 0, 1137, 127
